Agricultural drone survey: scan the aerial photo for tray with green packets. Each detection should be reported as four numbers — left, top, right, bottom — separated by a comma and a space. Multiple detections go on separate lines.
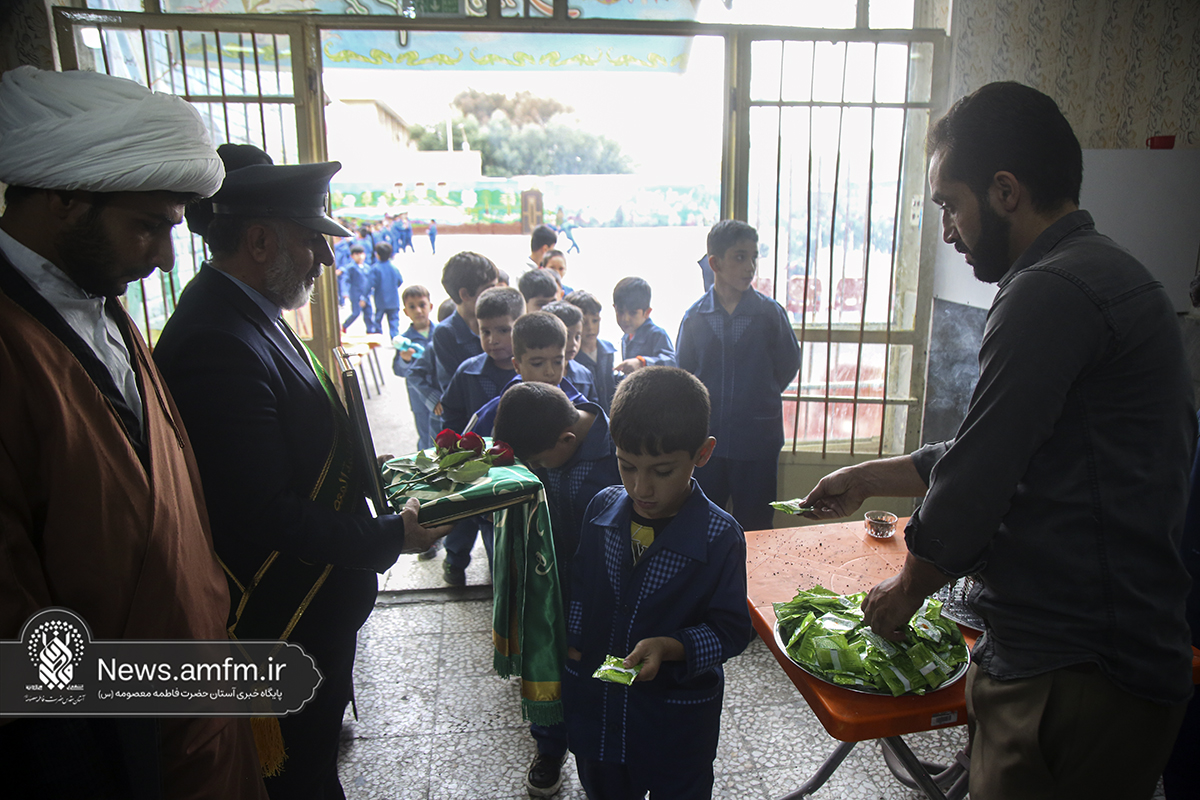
772, 585, 970, 697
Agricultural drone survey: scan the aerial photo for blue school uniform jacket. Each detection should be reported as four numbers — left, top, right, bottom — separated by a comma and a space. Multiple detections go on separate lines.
369, 260, 403, 312
439, 352, 516, 434
345, 262, 372, 303
621, 318, 676, 367
574, 339, 617, 414
431, 310, 483, 392
564, 359, 599, 405
541, 403, 620, 601
469, 374, 588, 437
563, 481, 752, 767
676, 288, 800, 461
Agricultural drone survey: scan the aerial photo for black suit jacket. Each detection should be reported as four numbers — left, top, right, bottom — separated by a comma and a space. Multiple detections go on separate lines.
154, 265, 404, 641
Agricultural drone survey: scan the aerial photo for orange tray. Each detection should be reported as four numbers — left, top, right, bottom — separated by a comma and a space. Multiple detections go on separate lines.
746, 520, 972, 743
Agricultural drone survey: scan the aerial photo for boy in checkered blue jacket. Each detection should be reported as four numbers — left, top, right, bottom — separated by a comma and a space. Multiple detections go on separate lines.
560, 366, 753, 800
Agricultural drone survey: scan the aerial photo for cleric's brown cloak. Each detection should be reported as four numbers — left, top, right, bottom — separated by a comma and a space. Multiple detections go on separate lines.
0, 253, 267, 800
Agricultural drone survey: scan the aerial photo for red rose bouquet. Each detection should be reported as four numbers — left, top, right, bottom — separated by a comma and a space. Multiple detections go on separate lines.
386, 429, 515, 497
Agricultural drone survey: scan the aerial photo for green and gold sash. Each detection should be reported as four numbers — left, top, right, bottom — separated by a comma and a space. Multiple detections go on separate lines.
223, 323, 358, 643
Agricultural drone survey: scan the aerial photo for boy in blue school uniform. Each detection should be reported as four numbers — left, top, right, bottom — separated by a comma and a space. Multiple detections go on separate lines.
429, 251, 499, 398
613, 276, 676, 376
334, 237, 353, 306
676, 220, 801, 534
493, 382, 621, 798
562, 367, 753, 799
439, 286, 525, 581
519, 267, 563, 313
541, 249, 573, 295
340, 244, 374, 333
370, 241, 404, 340
470, 311, 589, 437
392, 284, 437, 450
566, 290, 618, 414
542, 300, 598, 405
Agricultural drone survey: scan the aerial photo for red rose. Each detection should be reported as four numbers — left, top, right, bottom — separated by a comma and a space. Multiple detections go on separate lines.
487, 441, 515, 467
458, 432, 485, 456
434, 429, 460, 451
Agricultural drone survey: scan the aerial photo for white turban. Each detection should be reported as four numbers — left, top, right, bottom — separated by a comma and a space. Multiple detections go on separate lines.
0, 66, 224, 197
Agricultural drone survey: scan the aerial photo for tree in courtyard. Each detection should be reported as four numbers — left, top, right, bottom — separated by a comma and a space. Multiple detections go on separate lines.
409, 90, 632, 177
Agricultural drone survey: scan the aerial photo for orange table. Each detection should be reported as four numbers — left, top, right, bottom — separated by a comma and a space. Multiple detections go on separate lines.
746, 520, 972, 799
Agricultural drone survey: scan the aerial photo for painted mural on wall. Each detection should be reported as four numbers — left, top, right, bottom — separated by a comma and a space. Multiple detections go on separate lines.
331, 175, 718, 229
950, 0, 1199, 148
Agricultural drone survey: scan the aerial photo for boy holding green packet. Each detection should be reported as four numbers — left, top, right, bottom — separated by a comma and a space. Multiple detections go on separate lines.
562, 367, 753, 799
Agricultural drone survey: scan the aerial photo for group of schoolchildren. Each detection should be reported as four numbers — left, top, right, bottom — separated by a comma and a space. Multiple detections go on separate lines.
390, 220, 801, 800
335, 212, 438, 339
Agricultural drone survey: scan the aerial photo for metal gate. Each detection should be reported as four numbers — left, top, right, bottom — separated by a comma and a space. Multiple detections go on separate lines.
53, 8, 339, 365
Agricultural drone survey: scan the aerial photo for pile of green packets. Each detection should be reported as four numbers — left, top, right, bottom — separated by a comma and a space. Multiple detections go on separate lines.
773, 585, 970, 697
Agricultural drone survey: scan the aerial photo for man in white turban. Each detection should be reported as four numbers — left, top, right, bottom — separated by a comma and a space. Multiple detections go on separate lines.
0, 67, 266, 799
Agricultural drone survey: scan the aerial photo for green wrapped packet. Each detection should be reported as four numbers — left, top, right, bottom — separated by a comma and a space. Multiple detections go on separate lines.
592, 655, 641, 685
817, 611, 861, 634
784, 611, 817, 650
771, 498, 816, 515
877, 653, 928, 697
907, 642, 953, 688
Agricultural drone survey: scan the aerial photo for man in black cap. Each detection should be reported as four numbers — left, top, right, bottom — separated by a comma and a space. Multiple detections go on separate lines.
154, 145, 443, 799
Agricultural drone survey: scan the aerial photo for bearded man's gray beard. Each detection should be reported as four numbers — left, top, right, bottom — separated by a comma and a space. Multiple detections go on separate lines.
264, 244, 317, 310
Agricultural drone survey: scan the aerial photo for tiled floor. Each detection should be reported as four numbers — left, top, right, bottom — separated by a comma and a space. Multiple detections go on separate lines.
338, 596, 972, 800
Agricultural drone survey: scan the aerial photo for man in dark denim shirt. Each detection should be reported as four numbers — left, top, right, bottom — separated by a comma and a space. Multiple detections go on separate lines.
802, 82, 1194, 800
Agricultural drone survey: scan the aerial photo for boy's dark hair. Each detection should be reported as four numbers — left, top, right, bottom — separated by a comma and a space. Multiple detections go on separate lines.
542, 300, 582, 328
565, 289, 602, 316
494, 382, 580, 459
349, 243, 365, 254
531, 224, 558, 252
401, 284, 429, 303
512, 312, 567, 359
441, 251, 499, 304
518, 268, 560, 302
610, 367, 709, 456
475, 286, 525, 322
497, 267, 511, 287
540, 249, 566, 268
926, 81, 1082, 212
437, 298, 456, 322
613, 276, 651, 312
707, 219, 758, 258
374, 241, 393, 262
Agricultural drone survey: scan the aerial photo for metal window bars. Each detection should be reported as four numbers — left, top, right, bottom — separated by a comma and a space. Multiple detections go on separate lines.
61, 17, 301, 346
745, 35, 942, 457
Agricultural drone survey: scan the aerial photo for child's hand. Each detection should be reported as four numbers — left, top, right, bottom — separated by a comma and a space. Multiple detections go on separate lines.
567, 647, 582, 661
400, 347, 416, 362
616, 357, 642, 375
623, 636, 684, 682
433, 402, 443, 416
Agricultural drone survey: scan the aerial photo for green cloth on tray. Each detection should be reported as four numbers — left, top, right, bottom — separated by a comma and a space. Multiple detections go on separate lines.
383, 449, 565, 725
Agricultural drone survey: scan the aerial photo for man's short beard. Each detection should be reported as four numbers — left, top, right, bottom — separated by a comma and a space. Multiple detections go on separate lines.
55, 204, 125, 298
969, 197, 1012, 284
263, 230, 315, 310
